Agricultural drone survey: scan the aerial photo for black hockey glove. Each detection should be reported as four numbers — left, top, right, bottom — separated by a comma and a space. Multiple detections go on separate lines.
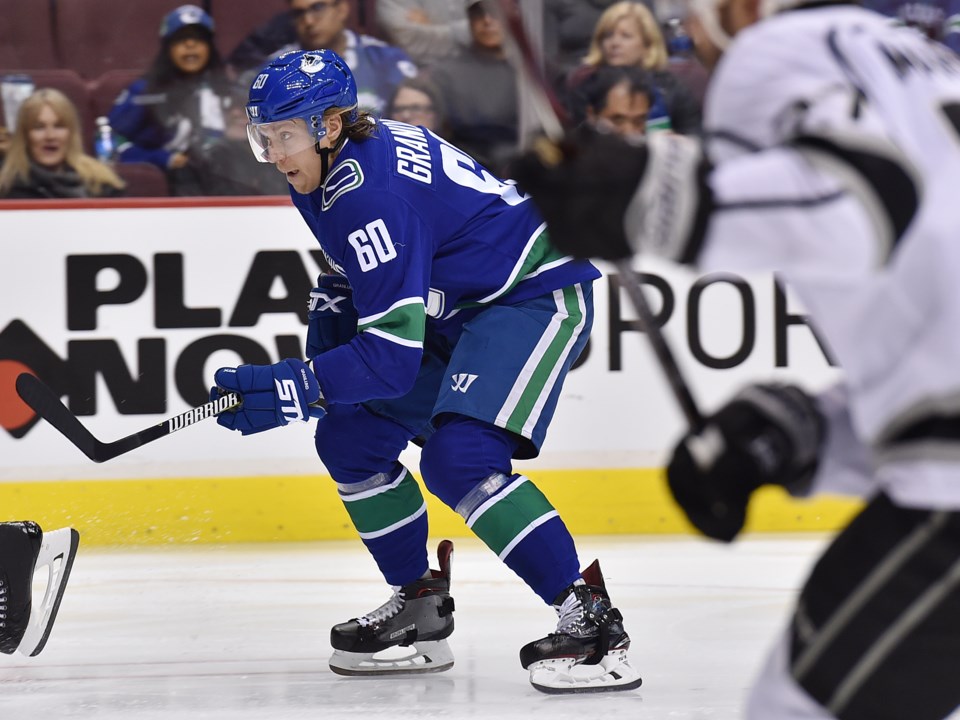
667, 384, 825, 543
510, 128, 712, 263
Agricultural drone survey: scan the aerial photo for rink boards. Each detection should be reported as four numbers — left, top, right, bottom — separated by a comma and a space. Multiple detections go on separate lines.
0, 199, 860, 544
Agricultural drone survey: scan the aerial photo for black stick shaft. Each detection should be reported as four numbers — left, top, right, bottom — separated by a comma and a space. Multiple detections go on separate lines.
16, 373, 240, 463
613, 261, 705, 431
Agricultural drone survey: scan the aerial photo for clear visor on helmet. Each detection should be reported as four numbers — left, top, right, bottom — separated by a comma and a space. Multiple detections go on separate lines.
246, 118, 326, 163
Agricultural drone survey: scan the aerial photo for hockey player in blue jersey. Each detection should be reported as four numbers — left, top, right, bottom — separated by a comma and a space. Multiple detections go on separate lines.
207, 49, 641, 694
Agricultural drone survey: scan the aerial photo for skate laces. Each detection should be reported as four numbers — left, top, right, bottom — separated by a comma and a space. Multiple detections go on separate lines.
555, 582, 620, 639
356, 586, 405, 628
555, 586, 593, 637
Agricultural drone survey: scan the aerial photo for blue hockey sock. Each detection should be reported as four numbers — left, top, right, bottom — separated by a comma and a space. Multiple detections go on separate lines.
421, 415, 581, 603
462, 474, 581, 603
337, 464, 429, 586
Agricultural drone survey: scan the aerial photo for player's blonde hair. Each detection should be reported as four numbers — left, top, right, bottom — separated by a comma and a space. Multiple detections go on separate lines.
583, 1, 669, 71
325, 106, 378, 143
0, 88, 125, 196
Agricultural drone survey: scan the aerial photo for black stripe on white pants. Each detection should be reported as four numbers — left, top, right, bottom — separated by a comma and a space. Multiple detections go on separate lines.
787, 493, 960, 720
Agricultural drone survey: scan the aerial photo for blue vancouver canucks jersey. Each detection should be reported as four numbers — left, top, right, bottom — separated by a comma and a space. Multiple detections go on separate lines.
291, 120, 600, 406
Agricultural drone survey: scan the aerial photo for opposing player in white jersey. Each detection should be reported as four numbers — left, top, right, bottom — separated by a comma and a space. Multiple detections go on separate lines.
513, 0, 960, 717
0, 521, 79, 657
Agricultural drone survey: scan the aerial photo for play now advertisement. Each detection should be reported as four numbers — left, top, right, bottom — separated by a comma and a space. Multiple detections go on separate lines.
0, 201, 841, 480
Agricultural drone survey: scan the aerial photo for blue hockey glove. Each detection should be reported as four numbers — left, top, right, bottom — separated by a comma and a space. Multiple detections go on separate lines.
211, 358, 325, 435
306, 274, 358, 358
667, 384, 824, 543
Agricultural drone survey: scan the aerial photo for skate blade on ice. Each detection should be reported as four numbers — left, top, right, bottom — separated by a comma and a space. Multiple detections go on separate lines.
19, 528, 80, 657
528, 648, 642, 694
329, 639, 454, 676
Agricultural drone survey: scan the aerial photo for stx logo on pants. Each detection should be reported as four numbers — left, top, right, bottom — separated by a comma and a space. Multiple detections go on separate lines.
450, 373, 478, 393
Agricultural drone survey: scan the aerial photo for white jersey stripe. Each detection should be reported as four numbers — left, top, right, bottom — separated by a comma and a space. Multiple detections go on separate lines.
476, 222, 547, 304
357, 296, 424, 326
361, 327, 424, 349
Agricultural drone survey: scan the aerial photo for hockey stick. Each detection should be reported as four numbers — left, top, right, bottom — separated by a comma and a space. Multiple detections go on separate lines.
15, 372, 241, 463
495, 0, 705, 431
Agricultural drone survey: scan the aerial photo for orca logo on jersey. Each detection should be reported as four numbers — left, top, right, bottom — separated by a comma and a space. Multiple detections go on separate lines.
321, 159, 364, 211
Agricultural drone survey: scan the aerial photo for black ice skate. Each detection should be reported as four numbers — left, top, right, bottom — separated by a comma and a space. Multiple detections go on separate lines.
520, 559, 642, 694
328, 539, 455, 676
0, 521, 80, 657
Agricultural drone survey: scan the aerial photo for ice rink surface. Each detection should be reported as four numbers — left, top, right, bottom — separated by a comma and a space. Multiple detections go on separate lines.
1, 535, 834, 720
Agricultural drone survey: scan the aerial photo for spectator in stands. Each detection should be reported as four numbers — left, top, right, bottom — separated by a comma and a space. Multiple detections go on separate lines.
226, 11, 298, 73
580, 64, 653, 141
376, 0, 470, 69
0, 89, 124, 199
564, 1, 701, 135
430, 0, 517, 173
385, 76, 448, 135
544, 0, 627, 75
227, 0, 418, 115
108, 5, 237, 196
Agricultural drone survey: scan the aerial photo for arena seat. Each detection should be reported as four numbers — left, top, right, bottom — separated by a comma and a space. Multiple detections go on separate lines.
55, 0, 177, 79
115, 162, 170, 197
0, 0, 59, 69
89, 69, 143, 120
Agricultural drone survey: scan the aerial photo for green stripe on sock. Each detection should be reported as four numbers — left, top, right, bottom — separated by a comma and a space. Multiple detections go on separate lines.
506, 286, 582, 432
341, 471, 425, 537
468, 478, 557, 557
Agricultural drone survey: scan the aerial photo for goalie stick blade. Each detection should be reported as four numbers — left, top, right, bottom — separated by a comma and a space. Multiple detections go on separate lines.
15, 373, 104, 462
15, 373, 242, 463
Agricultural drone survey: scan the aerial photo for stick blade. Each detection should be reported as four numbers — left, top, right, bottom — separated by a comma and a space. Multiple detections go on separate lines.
15, 373, 104, 462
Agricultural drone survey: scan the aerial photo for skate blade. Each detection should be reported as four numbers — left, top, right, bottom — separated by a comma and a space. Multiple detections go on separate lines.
18, 528, 80, 657
329, 639, 454, 676
528, 649, 642, 694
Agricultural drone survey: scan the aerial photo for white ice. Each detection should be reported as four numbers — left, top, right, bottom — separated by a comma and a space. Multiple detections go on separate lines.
1, 535, 833, 719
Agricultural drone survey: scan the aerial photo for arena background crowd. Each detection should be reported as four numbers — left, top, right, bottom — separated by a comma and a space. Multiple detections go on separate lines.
0, 0, 954, 199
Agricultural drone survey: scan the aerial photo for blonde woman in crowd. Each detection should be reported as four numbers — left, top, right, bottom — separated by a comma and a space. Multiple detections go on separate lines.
0, 88, 124, 199
565, 0, 701, 134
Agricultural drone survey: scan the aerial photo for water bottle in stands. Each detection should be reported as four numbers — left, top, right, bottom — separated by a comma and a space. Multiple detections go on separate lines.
94, 116, 115, 162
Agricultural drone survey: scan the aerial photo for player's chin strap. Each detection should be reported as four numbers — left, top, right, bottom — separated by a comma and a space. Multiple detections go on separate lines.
317, 133, 349, 185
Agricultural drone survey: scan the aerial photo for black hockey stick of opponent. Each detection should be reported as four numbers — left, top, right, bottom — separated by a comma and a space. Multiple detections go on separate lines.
495, 0, 705, 431
15, 373, 241, 463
